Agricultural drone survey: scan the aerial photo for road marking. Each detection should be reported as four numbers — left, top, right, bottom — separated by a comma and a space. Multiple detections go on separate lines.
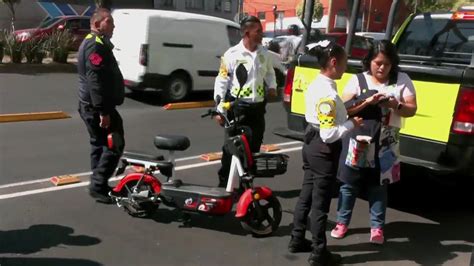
0, 141, 301, 190
0, 146, 302, 200
0, 111, 70, 123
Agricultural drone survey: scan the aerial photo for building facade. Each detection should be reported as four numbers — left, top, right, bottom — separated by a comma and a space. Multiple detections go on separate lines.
244, 0, 411, 33
0, 0, 238, 31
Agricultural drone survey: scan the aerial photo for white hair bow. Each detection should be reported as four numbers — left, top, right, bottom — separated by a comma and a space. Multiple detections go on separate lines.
306, 40, 331, 51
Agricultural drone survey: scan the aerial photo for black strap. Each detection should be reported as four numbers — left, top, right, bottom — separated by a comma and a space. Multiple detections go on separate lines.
356, 73, 369, 92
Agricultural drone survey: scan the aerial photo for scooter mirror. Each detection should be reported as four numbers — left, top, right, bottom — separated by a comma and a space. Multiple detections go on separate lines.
236, 64, 248, 89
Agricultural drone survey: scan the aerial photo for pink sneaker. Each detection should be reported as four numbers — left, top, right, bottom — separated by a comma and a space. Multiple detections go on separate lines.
330, 223, 348, 239
370, 228, 385, 244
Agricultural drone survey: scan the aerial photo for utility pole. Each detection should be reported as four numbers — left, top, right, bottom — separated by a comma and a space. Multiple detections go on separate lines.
238, 0, 244, 21
345, 0, 361, 55
273, 4, 278, 37
299, 0, 315, 53
385, 0, 401, 40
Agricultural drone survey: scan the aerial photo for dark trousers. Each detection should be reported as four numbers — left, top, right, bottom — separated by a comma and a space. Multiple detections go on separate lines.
291, 128, 341, 260
218, 103, 266, 186
78, 102, 124, 192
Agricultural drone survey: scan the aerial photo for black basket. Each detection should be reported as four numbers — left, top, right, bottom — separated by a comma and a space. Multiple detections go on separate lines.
251, 153, 289, 177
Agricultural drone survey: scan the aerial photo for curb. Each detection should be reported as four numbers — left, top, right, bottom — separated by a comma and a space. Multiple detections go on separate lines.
0, 111, 71, 123
0, 62, 77, 74
163, 100, 215, 110
0, 54, 78, 74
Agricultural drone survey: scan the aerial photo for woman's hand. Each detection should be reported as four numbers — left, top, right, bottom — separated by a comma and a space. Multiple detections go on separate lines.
350, 116, 364, 127
378, 96, 398, 109
365, 92, 387, 105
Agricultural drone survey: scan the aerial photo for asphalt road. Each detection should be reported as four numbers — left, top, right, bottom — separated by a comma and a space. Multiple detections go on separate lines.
0, 72, 472, 266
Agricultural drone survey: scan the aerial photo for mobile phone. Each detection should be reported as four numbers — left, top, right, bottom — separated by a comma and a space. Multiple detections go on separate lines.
378, 97, 390, 103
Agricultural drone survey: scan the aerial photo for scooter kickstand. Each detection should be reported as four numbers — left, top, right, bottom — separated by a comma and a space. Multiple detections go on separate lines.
178, 212, 192, 228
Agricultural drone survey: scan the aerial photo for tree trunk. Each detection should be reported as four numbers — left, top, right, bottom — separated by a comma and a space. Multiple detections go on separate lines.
7, 3, 16, 31
96, 0, 112, 10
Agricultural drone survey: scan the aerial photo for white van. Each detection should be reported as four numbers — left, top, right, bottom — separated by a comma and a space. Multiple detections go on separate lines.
111, 9, 241, 102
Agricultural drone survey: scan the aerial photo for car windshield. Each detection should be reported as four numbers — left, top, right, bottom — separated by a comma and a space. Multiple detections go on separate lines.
38, 17, 61, 28
398, 14, 474, 65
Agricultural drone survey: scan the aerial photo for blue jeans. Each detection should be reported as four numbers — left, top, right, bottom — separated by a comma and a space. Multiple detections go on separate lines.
336, 182, 387, 228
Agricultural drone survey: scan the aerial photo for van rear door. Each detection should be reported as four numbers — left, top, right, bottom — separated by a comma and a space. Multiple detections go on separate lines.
111, 10, 149, 85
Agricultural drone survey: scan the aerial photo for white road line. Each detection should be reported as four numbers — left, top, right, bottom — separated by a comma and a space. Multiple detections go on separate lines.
0, 141, 302, 189
0, 146, 302, 200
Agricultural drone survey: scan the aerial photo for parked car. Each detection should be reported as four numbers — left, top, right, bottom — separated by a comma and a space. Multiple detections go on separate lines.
355, 31, 386, 41
313, 32, 373, 59
14, 15, 90, 50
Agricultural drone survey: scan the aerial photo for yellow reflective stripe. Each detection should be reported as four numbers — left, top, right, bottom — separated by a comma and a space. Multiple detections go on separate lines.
400, 81, 459, 142
317, 98, 336, 129
85, 34, 104, 45
218, 57, 228, 78
95, 36, 104, 45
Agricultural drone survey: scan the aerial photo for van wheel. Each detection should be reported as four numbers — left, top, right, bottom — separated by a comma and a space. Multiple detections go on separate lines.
164, 73, 190, 102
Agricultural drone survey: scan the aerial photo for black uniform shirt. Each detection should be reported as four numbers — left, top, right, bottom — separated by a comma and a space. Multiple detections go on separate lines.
78, 32, 124, 115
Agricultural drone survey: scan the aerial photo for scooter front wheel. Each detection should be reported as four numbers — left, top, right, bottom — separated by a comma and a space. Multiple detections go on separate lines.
240, 195, 282, 237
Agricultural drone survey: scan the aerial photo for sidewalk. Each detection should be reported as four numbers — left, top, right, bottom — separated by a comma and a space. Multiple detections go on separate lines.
0, 52, 78, 74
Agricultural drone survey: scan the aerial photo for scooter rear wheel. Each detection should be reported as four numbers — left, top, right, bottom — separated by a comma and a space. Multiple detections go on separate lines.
116, 180, 159, 218
240, 195, 282, 237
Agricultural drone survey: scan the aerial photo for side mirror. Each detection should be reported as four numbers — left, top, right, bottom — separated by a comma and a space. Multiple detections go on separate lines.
57, 24, 65, 30
236, 63, 248, 89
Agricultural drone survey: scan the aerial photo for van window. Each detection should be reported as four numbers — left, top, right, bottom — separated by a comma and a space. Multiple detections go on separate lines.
398, 15, 474, 65
227, 26, 240, 46
185, 0, 204, 10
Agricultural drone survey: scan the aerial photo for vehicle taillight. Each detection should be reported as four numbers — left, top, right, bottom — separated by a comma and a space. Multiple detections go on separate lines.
452, 11, 474, 20
139, 44, 148, 66
283, 67, 295, 105
451, 87, 474, 134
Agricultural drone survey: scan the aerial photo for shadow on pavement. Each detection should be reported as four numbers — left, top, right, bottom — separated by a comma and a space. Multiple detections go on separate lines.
0, 224, 101, 254
274, 189, 301, 199
0, 257, 102, 266
149, 208, 247, 236
332, 220, 473, 265
149, 206, 294, 238
330, 165, 474, 265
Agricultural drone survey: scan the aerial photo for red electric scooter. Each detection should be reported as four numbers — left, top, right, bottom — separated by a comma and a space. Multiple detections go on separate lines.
109, 64, 288, 236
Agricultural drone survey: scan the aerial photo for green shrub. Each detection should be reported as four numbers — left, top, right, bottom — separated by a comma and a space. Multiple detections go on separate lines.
23, 36, 47, 64
0, 32, 4, 63
46, 29, 75, 63
3, 29, 23, 63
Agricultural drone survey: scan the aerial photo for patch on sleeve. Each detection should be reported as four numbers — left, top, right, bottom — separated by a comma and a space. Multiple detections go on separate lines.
218, 58, 228, 78
89, 52, 103, 66
317, 98, 336, 129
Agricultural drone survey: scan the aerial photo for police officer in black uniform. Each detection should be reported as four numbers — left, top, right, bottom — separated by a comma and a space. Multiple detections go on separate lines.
78, 8, 125, 204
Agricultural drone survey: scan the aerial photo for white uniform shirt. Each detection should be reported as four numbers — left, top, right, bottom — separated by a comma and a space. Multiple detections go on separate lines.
305, 74, 354, 143
214, 41, 276, 111
343, 71, 416, 128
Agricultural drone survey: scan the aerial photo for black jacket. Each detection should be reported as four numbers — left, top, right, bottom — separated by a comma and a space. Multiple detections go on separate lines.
78, 32, 124, 115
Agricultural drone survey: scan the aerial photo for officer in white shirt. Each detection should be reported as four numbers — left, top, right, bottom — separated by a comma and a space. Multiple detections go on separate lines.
214, 15, 277, 188
288, 41, 362, 266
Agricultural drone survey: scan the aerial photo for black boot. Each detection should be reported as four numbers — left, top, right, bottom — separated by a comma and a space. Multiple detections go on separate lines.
288, 236, 313, 253
308, 251, 342, 266
88, 188, 113, 204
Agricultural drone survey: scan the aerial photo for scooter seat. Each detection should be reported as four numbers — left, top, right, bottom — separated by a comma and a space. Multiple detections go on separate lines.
154, 134, 190, 151
122, 151, 164, 163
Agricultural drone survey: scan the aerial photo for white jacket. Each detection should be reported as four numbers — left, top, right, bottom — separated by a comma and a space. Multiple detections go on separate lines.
214, 41, 276, 111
